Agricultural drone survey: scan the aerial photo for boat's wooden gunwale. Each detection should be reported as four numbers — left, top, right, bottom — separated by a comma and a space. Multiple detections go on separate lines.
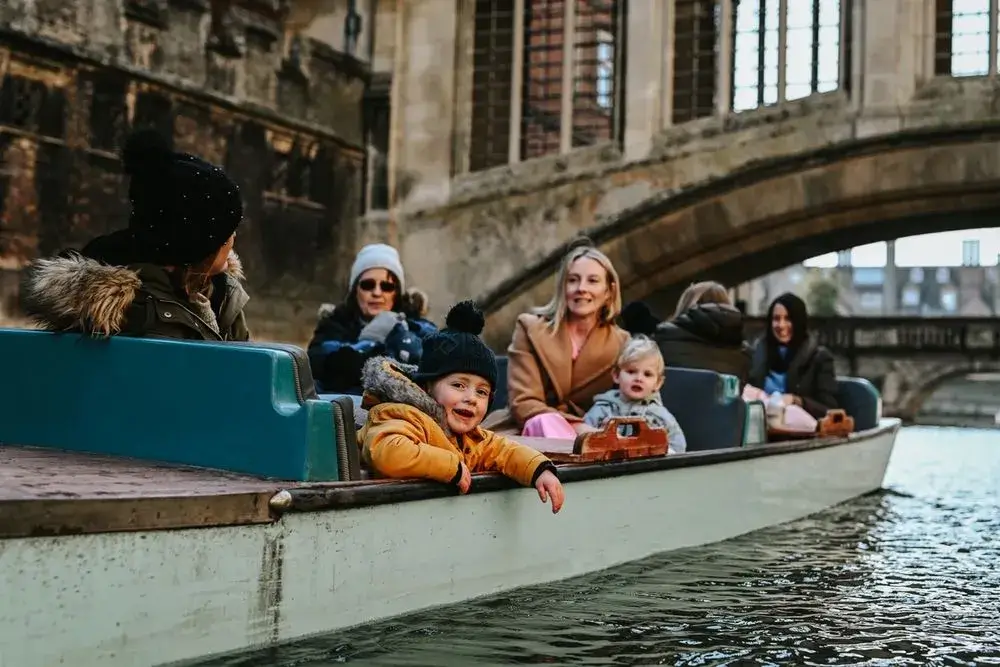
0, 494, 275, 539
286, 424, 897, 512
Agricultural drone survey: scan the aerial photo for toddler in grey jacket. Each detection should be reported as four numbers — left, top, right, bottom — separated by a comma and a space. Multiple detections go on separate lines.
584, 335, 687, 454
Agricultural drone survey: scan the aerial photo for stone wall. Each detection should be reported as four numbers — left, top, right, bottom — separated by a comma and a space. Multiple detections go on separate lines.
0, 0, 370, 345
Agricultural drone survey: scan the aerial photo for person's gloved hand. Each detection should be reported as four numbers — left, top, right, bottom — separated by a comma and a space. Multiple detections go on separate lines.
358, 311, 405, 344
385, 322, 423, 364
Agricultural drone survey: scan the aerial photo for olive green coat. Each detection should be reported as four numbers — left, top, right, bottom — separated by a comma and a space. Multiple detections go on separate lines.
19, 251, 251, 341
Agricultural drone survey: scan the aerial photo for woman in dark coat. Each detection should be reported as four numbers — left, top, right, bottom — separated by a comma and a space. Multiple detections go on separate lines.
747, 292, 839, 418
307, 244, 437, 394
20, 129, 251, 342
622, 281, 751, 384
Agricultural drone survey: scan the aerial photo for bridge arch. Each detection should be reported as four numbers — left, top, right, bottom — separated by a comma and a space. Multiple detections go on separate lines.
464, 123, 1000, 346
895, 360, 1000, 422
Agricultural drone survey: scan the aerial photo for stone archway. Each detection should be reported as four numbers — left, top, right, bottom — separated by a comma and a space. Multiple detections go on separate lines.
895, 360, 1000, 422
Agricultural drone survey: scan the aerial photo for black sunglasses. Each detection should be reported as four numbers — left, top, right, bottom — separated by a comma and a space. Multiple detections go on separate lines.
358, 278, 397, 293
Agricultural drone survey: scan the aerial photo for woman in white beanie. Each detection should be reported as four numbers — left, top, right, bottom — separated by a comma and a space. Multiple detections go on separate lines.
307, 243, 438, 393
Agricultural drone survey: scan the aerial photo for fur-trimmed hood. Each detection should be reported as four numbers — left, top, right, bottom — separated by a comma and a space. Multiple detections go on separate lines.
361, 356, 453, 435
19, 251, 246, 337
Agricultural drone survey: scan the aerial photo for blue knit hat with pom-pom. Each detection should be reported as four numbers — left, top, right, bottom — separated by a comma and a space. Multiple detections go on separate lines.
411, 300, 497, 391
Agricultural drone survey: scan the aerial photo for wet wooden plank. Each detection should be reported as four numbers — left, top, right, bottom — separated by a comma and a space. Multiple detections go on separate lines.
0, 446, 281, 501
0, 446, 286, 537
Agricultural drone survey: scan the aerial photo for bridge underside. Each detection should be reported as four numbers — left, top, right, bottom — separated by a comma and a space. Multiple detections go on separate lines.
475, 130, 1000, 348
640, 209, 1000, 317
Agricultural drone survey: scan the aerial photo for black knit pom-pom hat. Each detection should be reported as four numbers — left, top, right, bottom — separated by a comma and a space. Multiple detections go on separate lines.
410, 300, 498, 391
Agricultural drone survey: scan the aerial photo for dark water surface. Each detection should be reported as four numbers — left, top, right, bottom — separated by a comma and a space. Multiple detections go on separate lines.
197, 427, 1000, 666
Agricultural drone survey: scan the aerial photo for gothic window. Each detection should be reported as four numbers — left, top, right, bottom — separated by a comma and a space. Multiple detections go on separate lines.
673, 0, 720, 122
570, 0, 623, 148
596, 30, 615, 110
469, 0, 515, 172
522, 0, 566, 159
0, 73, 64, 138
88, 73, 129, 151
264, 133, 327, 209
732, 0, 843, 112
936, 0, 991, 76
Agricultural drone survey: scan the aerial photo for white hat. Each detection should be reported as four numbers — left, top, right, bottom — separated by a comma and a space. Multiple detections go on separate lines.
349, 243, 405, 292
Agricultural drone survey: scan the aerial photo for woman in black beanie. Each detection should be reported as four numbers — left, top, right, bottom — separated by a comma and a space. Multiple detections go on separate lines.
19, 129, 250, 341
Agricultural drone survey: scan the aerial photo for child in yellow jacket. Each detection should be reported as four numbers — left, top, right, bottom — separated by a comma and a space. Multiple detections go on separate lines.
358, 300, 565, 513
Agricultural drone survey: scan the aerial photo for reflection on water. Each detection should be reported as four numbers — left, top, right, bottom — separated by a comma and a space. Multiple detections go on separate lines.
193, 427, 1000, 667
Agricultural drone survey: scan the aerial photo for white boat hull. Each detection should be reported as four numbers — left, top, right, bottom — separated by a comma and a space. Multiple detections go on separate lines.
0, 422, 899, 667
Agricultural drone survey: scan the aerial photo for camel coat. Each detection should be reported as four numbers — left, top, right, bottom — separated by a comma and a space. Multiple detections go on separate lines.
486, 313, 629, 431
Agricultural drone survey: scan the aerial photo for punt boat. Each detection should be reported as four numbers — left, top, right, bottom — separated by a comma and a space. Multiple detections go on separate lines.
0, 329, 899, 667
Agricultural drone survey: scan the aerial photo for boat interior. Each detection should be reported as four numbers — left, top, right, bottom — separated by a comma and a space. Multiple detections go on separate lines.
0, 329, 887, 537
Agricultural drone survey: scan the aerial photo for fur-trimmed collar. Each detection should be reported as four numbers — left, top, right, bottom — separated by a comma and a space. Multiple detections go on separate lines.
19, 251, 246, 337
361, 356, 453, 436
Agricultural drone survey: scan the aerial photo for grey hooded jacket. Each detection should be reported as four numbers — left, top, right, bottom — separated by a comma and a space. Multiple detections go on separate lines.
583, 389, 687, 454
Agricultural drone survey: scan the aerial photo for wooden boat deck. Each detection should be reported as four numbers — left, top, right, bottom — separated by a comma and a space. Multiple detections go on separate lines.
0, 446, 281, 501
0, 446, 284, 538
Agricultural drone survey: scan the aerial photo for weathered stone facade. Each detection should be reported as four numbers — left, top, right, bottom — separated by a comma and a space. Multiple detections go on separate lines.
0, 0, 369, 344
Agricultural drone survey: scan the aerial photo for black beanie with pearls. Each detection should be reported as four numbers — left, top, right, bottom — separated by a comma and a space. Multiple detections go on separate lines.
83, 129, 244, 267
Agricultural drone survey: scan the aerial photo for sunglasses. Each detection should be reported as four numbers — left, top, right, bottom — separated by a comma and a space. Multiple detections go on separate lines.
358, 278, 397, 293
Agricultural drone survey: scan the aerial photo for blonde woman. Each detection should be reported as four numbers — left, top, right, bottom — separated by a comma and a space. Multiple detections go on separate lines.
490, 240, 629, 438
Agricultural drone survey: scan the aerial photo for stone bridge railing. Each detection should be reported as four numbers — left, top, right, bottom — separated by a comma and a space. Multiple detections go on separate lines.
743, 316, 1000, 362
744, 316, 1000, 420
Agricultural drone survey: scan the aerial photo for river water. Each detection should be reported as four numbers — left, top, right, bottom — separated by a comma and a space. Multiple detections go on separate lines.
196, 427, 1000, 666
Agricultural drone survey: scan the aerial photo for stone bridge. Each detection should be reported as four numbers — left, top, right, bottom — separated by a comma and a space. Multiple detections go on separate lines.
744, 317, 1000, 423
373, 0, 1000, 349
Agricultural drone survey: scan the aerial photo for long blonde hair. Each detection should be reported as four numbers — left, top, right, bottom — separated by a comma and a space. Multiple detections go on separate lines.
671, 281, 731, 320
533, 242, 622, 332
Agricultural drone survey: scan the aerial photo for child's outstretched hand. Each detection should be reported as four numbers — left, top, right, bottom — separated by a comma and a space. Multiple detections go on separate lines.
534, 470, 564, 514
456, 462, 472, 494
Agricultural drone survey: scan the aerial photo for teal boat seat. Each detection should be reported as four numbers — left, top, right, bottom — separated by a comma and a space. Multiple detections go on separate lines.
743, 399, 767, 446
0, 329, 356, 482
326, 394, 363, 481
319, 393, 369, 478
835, 377, 882, 431
660, 367, 746, 451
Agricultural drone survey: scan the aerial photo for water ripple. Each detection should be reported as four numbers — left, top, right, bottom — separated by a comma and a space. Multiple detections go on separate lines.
192, 427, 1000, 667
